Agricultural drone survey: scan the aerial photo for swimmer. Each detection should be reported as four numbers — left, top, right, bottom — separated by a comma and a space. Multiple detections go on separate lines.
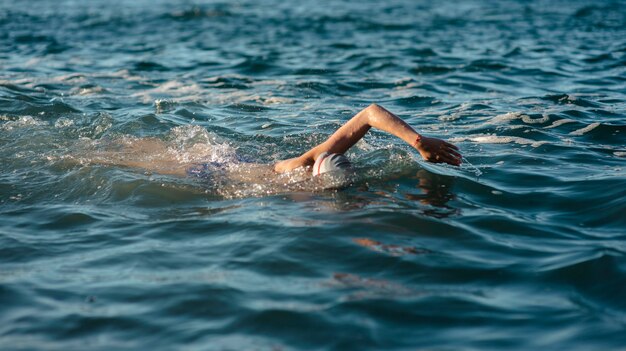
82, 104, 461, 181
274, 103, 461, 175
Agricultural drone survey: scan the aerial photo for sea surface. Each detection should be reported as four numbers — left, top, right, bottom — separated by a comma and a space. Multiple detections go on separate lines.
1, 0, 625, 350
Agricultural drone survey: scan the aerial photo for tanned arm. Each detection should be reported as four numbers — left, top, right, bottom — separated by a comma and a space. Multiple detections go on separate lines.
274, 104, 462, 173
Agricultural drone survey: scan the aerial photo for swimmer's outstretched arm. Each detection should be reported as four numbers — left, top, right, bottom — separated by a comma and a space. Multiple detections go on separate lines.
274, 103, 461, 173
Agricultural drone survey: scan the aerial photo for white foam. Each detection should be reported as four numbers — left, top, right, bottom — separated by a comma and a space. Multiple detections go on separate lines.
355, 138, 375, 151
252, 78, 287, 87
485, 112, 525, 125
54, 117, 74, 128
450, 134, 548, 147
438, 102, 488, 122
70, 85, 106, 96
166, 125, 238, 164
544, 119, 575, 129
155, 99, 177, 113
477, 112, 555, 129
561, 94, 578, 102
438, 114, 461, 122
570, 122, 600, 136
1, 116, 47, 131
133, 80, 203, 103
257, 96, 293, 105
104, 69, 143, 81
521, 114, 550, 124
614, 151, 626, 157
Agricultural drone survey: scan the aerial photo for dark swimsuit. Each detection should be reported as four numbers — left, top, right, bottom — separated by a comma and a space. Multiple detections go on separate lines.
187, 161, 228, 179
186, 155, 252, 179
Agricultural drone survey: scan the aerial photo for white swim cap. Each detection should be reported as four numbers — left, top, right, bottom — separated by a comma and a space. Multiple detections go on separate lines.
312, 152, 352, 176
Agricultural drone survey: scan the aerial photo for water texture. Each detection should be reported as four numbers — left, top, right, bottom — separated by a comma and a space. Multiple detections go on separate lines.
1, 0, 625, 350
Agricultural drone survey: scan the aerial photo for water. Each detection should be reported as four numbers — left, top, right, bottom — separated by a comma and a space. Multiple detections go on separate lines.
1, 0, 625, 349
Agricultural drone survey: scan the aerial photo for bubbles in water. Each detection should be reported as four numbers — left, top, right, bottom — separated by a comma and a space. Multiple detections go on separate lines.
166, 125, 239, 164
54, 117, 74, 128
1, 116, 47, 131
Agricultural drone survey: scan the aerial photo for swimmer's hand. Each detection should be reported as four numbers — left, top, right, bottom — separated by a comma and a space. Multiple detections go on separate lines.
414, 136, 462, 166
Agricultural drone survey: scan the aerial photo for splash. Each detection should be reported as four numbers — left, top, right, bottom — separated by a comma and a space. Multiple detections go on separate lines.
461, 156, 483, 178
154, 99, 177, 113
0, 115, 47, 131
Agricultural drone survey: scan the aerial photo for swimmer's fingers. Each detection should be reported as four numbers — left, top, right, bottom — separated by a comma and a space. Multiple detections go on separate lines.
416, 136, 462, 166
430, 152, 456, 166
441, 153, 461, 166
435, 148, 462, 166
445, 141, 459, 151
446, 146, 462, 159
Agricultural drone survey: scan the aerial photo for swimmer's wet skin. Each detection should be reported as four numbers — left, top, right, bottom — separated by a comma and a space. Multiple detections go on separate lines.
80, 104, 460, 182
273, 103, 462, 175
187, 161, 228, 179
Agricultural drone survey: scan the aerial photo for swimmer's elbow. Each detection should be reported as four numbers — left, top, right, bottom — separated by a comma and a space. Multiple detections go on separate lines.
365, 102, 392, 121
366, 103, 383, 113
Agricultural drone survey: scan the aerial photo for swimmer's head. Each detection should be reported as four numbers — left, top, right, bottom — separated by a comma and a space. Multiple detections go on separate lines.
312, 152, 352, 176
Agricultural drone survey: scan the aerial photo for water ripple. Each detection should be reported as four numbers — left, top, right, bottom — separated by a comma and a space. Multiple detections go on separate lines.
1, 0, 625, 350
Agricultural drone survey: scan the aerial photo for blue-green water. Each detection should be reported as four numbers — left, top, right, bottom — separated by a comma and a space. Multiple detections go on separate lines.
1, 0, 626, 349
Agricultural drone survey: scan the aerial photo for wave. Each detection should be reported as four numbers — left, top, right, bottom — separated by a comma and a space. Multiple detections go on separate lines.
2, 1, 626, 349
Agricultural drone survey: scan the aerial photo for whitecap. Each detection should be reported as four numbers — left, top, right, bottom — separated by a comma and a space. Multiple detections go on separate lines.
521, 114, 550, 124
53, 73, 88, 84
450, 134, 548, 147
570, 122, 600, 136
438, 102, 490, 122
544, 119, 576, 129
484, 112, 525, 125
